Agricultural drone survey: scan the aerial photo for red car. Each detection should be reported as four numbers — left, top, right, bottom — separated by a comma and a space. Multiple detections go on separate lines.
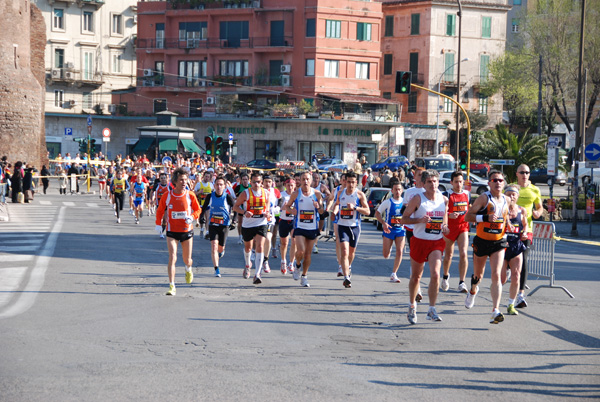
470, 162, 490, 177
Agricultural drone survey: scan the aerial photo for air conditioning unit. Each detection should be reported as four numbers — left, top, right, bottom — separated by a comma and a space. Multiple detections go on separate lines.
65, 62, 75, 69
133, 15, 137, 24
64, 71, 75, 80
143, 69, 154, 77
280, 64, 291, 74
281, 74, 290, 87
108, 104, 117, 113
51, 69, 61, 79
206, 96, 215, 105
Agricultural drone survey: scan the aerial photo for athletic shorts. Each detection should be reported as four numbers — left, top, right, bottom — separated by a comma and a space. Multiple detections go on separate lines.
133, 199, 143, 207
383, 226, 406, 240
166, 230, 194, 242
209, 225, 229, 247
406, 228, 414, 247
444, 222, 469, 242
293, 228, 320, 240
504, 239, 526, 261
279, 219, 294, 238
472, 236, 508, 257
338, 225, 361, 248
242, 225, 267, 242
409, 236, 445, 264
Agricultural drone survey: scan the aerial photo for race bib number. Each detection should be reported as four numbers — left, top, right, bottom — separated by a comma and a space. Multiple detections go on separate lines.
454, 201, 468, 215
171, 211, 187, 220
425, 217, 443, 234
340, 207, 353, 219
390, 215, 403, 227
483, 218, 505, 235
210, 213, 225, 225
250, 207, 264, 218
299, 210, 315, 224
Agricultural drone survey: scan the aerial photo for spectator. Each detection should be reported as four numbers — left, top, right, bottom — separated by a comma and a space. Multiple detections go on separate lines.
354, 158, 362, 174
68, 163, 80, 193
11, 161, 24, 203
23, 164, 35, 203
381, 169, 393, 187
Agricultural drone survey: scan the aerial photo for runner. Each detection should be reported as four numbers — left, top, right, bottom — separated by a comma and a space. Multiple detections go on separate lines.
97, 164, 108, 199
402, 167, 426, 302
233, 171, 271, 285
401, 169, 449, 324
374, 177, 406, 283
326, 173, 346, 277
234, 173, 251, 244
311, 171, 331, 254
201, 175, 235, 278
109, 169, 130, 224
441, 171, 471, 293
285, 171, 325, 287
464, 170, 510, 324
154, 167, 202, 296
152, 172, 170, 238
261, 175, 280, 275
132, 174, 147, 224
278, 176, 297, 274
194, 169, 214, 239
332, 171, 370, 288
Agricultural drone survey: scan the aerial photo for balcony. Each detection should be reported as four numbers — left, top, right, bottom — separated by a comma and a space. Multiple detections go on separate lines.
48, 68, 103, 87
440, 74, 468, 89
136, 36, 293, 50
167, 1, 262, 11
76, 0, 104, 8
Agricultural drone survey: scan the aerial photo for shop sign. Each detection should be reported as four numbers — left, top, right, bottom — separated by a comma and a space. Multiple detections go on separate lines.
318, 126, 373, 137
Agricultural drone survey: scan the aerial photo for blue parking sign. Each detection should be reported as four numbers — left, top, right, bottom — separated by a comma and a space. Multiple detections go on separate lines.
65, 128, 73, 136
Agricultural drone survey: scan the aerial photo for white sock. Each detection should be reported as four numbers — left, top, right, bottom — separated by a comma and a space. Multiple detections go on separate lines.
185, 266, 192, 272
508, 298, 515, 306
244, 250, 251, 266
492, 308, 500, 315
255, 253, 264, 275
170, 282, 175, 286
282, 259, 287, 265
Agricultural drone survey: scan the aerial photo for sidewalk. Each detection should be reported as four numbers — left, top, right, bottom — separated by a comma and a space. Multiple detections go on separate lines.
552, 219, 600, 241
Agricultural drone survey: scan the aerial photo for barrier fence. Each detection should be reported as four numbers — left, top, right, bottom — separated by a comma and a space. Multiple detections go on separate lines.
527, 222, 574, 298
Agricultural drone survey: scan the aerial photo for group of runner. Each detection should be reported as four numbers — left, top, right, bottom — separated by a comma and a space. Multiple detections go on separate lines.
101, 161, 543, 326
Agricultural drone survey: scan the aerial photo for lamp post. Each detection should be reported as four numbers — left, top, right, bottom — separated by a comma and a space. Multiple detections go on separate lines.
436, 58, 468, 156
455, 0, 464, 163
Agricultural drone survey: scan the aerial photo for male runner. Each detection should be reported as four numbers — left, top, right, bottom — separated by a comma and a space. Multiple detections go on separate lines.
375, 177, 405, 283
326, 173, 346, 276
311, 171, 331, 254
261, 175, 280, 274
401, 169, 449, 324
97, 164, 108, 199
464, 170, 510, 324
110, 169, 130, 224
402, 167, 425, 302
194, 170, 214, 239
278, 176, 297, 274
132, 174, 147, 224
153, 172, 170, 238
234, 173, 251, 244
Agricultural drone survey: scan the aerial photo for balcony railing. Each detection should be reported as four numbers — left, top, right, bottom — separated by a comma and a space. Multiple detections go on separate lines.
137, 36, 293, 50
166, 1, 262, 10
48, 68, 103, 86
137, 74, 293, 89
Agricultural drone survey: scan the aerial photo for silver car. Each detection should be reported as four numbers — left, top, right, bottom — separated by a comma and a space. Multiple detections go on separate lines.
438, 171, 489, 196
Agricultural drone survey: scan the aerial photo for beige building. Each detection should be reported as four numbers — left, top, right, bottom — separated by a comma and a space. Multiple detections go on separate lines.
34, 0, 137, 118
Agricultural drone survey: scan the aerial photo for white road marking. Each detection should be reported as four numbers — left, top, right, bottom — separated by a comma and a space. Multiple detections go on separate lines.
0, 267, 28, 306
0, 255, 35, 262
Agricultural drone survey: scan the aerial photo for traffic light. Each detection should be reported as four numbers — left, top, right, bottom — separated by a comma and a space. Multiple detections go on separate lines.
459, 149, 468, 170
204, 135, 213, 155
73, 138, 87, 154
89, 138, 97, 153
215, 136, 223, 156
395, 71, 412, 94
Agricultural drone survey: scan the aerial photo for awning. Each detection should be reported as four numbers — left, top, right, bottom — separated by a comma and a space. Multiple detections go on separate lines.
159, 138, 179, 152
181, 139, 203, 154
319, 93, 400, 105
132, 137, 155, 154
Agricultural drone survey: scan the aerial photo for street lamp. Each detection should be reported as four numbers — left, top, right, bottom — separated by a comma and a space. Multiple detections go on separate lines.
436, 58, 468, 156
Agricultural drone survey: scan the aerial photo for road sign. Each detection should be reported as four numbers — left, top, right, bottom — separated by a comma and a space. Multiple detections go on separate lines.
584, 143, 600, 161
548, 136, 561, 148
103, 137, 110, 143
586, 161, 600, 168
102, 128, 111, 138
87, 125, 92, 135
228, 133, 233, 141
162, 156, 172, 166
489, 159, 515, 165
87, 115, 92, 127
65, 128, 73, 136
547, 147, 558, 176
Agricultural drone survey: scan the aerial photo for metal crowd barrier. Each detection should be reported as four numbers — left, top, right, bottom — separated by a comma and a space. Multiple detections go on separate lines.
527, 221, 574, 298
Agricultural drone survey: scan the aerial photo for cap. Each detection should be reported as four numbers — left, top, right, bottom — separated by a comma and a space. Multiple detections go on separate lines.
207, 167, 214, 172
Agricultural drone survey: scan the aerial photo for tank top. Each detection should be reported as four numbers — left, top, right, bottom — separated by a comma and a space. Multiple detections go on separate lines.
208, 192, 231, 227
385, 197, 405, 228
162, 189, 197, 233
133, 182, 145, 200
112, 178, 127, 194
475, 192, 509, 241
337, 189, 361, 227
294, 188, 320, 231
197, 181, 213, 201
402, 186, 425, 230
444, 189, 470, 226
412, 192, 446, 240
155, 183, 169, 205
279, 190, 294, 221
506, 206, 524, 244
242, 188, 268, 228
332, 185, 342, 224
267, 187, 278, 225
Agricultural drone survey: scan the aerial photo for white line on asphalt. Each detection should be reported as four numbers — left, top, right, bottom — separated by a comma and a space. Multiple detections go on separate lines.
62, 202, 75, 206
86, 203, 99, 208
38, 201, 52, 205
0, 206, 65, 320
0, 267, 28, 307
0, 255, 35, 262
0, 240, 43, 245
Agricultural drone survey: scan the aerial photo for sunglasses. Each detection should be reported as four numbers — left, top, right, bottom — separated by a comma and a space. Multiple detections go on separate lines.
518, 171, 530, 174
491, 178, 505, 183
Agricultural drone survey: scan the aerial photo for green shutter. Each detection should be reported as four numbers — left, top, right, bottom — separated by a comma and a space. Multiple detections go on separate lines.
409, 52, 419, 76
480, 54, 490, 84
482, 17, 491, 38
411, 14, 420, 35
444, 53, 455, 82
446, 14, 455, 36
385, 15, 394, 37
357, 22, 364, 40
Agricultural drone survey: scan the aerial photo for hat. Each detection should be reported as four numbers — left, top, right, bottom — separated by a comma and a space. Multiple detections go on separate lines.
367, 167, 372, 171
207, 167, 214, 172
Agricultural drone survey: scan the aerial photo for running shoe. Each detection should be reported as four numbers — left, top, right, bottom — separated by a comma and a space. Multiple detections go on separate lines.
390, 273, 401, 283
426, 307, 442, 322
214, 268, 221, 278
465, 286, 479, 309
337, 267, 344, 277
457, 282, 469, 293
185, 270, 193, 284
515, 294, 528, 308
490, 311, 505, 324
218, 251, 225, 258
293, 265, 301, 281
237, 237, 243, 245
407, 305, 417, 325
280, 261, 287, 275
441, 277, 450, 291
243, 265, 251, 279
251, 250, 256, 262
135, 219, 139, 224
129, 209, 133, 216
263, 260, 271, 274
271, 249, 277, 259
415, 291, 423, 303
507, 304, 518, 315
160, 233, 165, 239
117, 218, 121, 224
300, 275, 310, 288
166, 284, 176, 296
253, 275, 262, 285
313, 245, 319, 254
287, 262, 294, 273
343, 278, 352, 288
204, 233, 210, 240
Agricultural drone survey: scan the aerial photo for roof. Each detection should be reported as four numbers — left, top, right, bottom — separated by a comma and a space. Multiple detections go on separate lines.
319, 93, 400, 105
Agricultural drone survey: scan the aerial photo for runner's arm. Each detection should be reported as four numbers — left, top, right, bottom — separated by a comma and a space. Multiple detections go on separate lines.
233, 191, 247, 216
401, 195, 426, 225
190, 192, 202, 220
155, 194, 167, 225
464, 194, 488, 223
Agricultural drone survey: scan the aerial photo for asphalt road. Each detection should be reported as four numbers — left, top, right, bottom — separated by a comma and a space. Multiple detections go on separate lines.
0, 192, 599, 401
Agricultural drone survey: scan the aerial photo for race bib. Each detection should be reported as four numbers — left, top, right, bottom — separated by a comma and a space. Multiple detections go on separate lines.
299, 210, 315, 224
454, 201, 468, 215
250, 206, 264, 218
340, 207, 353, 219
210, 213, 225, 225
425, 217, 443, 234
483, 218, 505, 235
171, 211, 187, 220
390, 215, 403, 227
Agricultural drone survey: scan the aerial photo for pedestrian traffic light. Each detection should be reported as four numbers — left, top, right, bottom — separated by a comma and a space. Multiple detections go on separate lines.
204, 135, 213, 155
395, 71, 412, 94
459, 149, 468, 170
215, 136, 223, 156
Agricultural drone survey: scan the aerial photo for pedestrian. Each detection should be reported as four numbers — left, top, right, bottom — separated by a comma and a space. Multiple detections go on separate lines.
41, 165, 51, 195
11, 161, 24, 203
23, 164, 35, 203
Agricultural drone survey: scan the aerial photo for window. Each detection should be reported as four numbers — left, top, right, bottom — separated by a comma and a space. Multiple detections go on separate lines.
478, 94, 488, 114
155, 61, 164, 85
409, 52, 419, 77
384, 15, 394, 37
511, 18, 520, 33
356, 62, 370, 80
219, 21, 249, 47
324, 60, 339, 78
306, 18, 316, 37
444, 52, 455, 82
156, 23, 165, 49
408, 92, 417, 113
54, 90, 64, 107
54, 48, 64, 69
83, 92, 93, 109
446, 14, 455, 36
357, 22, 372, 41
443, 91, 453, 113
154, 99, 167, 114
411, 14, 420, 35
112, 53, 122, 73
326, 20, 341, 38
112, 14, 123, 36
83, 51, 94, 80
189, 99, 203, 118
480, 54, 490, 84
382, 92, 392, 99
53, 8, 64, 31
179, 22, 207, 48
83, 11, 94, 33
306, 59, 315, 76
179, 61, 207, 87
219, 60, 248, 77
383, 54, 393, 75
482, 16, 491, 38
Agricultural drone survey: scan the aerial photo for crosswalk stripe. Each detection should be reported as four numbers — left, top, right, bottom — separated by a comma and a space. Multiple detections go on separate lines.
62, 202, 75, 206
0, 255, 35, 262
86, 203, 99, 208
38, 201, 52, 205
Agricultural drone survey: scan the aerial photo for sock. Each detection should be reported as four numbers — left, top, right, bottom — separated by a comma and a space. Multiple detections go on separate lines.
255, 252, 264, 275
296, 262, 301, 270
239, 234, 243, 240
508, 298, 515, 306
459, 280, 464, 285
282, 259, 287, 266
492, 308, 500, 315
244, 250, 251, 266
443, 275, 449, 280
185, 265, 192, 272
428, 306, 435, 312
344, 275, 350, 280
170, 282, 175, 286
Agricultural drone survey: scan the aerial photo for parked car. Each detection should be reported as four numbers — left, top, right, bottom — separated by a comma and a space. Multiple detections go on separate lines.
363, 187, 391, 218
415, 156, 456, 172
569, 167, 600, 186
530, 168, 567, 186
470, 162, 491, 177
438, 170, 490, 195
246, 159, 277, 170
317, 158, 348, 172
370, 156, 410, 172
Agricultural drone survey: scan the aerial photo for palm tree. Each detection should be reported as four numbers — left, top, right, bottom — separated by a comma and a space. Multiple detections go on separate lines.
472, 124, 547, 182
